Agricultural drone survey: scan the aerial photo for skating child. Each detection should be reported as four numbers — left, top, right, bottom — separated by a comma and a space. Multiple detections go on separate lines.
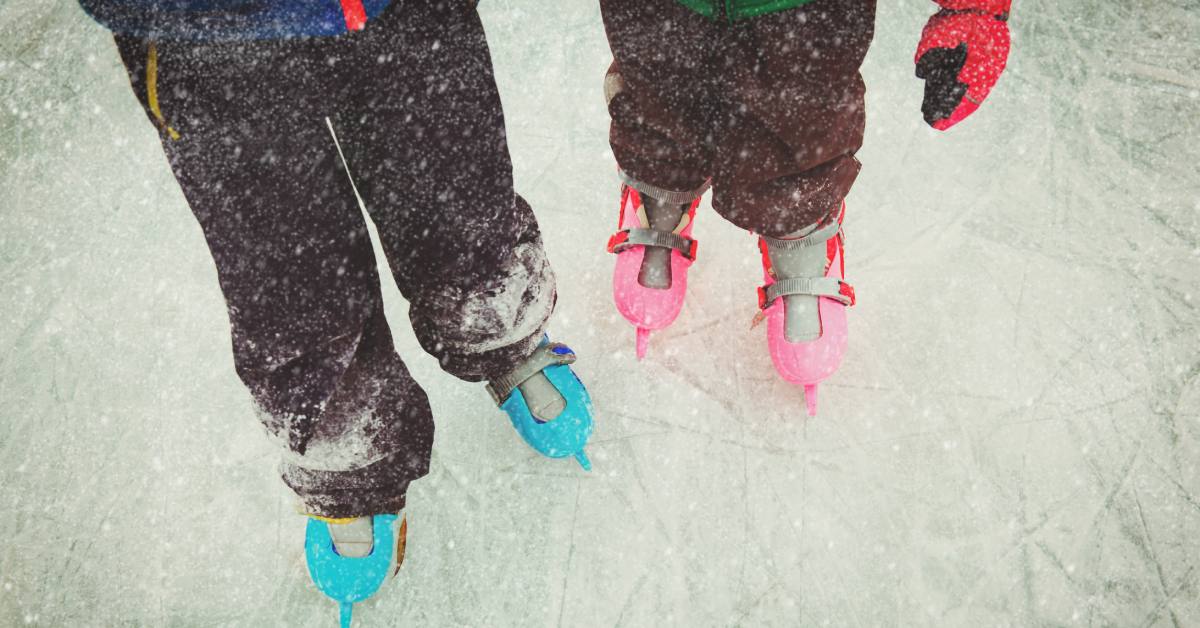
602, 0, 1012, 413
77, 0, 595, 622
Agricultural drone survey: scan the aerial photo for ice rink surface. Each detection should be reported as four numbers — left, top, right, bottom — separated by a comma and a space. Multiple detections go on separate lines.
2, 1, 1199, 626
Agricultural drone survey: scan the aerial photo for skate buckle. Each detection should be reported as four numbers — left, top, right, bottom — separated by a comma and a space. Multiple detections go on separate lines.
606, 231, 629, 254
757, 278, 856, 310
607, 228, 698, 261
486, 342, 576, 406
493, 339, 594, 471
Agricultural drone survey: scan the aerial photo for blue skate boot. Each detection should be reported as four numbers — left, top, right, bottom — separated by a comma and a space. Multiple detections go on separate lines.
486, 337, 594, 470
305, 512, 406, 628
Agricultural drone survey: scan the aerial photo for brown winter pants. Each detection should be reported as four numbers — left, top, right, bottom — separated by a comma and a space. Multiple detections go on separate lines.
601, 0, 877, 236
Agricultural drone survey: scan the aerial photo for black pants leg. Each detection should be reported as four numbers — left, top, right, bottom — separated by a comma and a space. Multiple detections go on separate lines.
113, 25, 435, 518
113, 0, 556, 517
329, 0, 555, 383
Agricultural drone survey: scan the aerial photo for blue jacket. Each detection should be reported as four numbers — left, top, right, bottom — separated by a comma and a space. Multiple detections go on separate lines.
78, 0, 393, 40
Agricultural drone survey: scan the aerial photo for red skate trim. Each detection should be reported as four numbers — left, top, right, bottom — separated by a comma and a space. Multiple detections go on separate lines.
839, 234, 846, 278
836, 202, 847, 279
839, 281, 856, 307
758, 238, 773, 278
617, 186, 629, 228
606, 231, 629, 254
339, 0, 367, 31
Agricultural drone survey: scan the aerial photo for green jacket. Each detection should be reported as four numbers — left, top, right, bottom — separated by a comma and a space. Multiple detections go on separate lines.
677, 0, 818, 21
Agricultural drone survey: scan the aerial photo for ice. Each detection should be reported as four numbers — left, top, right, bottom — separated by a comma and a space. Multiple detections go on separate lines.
2, 1, 1199, 626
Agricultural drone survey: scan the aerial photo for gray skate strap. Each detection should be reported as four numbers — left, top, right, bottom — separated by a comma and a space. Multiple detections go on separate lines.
611, 228, 697, 260
485, 342, 576, 406
760, 277, 853, 309
760, 220, 842, 252
619, 171, 711, 205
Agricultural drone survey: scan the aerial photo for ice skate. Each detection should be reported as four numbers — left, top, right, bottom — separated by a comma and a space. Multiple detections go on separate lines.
755, 202, 856, 416
487, 337, 594, 470
607, 185, 702, 359
305, 512, 407, 628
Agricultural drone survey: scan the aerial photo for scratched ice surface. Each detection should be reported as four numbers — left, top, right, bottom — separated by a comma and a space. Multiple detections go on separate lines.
2, 1, 1199, 626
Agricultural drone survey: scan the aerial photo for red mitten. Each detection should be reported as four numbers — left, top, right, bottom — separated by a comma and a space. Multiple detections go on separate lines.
915, 0, 1012, 130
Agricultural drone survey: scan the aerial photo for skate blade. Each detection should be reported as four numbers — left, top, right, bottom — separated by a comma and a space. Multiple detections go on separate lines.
636, 327, 650, 360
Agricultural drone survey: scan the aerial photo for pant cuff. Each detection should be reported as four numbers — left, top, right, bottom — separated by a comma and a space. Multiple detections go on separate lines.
619, 170, 712, 205
283, 450, 423, 519
298, 487, 408, 520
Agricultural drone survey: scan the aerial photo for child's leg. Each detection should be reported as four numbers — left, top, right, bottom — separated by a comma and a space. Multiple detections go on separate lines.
600, 0, 723, 200
703, 1, 875, 413
112, 35, 434, 519
713, 0, 877, 237
599, 0, 725, 356
329, 1, 555, 383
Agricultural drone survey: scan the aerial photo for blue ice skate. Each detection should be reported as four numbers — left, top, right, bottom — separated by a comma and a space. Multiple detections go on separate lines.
305, 513, 405, 628
486, 338, 594, 470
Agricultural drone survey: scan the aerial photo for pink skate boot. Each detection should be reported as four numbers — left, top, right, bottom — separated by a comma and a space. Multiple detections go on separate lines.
607, 185, 702, 359
755, 203, 856, 416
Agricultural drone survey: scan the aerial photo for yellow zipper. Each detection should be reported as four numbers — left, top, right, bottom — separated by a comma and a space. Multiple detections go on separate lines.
146, 42, 181, 140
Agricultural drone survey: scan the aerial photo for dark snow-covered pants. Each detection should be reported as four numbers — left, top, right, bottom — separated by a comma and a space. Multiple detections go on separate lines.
601, 0, 877, 236
113, 1, 554, 518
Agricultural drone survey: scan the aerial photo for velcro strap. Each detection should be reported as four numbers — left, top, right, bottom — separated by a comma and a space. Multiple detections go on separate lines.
607, 228, 697, 260
758, 277, 855, 310
485, 342, 576, 406
760, 220, 842, 252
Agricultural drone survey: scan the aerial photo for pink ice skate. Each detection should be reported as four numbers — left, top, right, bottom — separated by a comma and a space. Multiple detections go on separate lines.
607, 185, 702, 359
755, 203, 856, 416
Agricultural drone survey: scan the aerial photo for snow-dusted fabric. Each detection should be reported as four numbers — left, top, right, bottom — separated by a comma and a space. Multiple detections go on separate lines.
601, 0, 876, 237
113, 0, 552, 518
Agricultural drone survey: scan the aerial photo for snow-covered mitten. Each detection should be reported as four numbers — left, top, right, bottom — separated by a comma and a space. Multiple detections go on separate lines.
914, 0, 1012, 130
